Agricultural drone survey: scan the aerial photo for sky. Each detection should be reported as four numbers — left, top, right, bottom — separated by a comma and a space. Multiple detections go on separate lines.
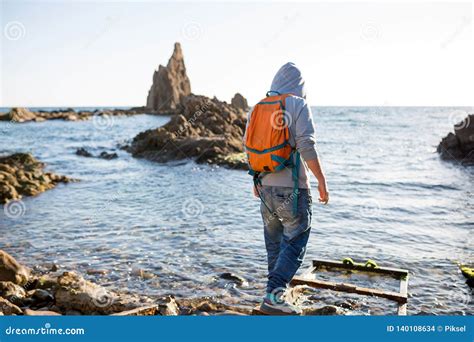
0, 1, 472, 107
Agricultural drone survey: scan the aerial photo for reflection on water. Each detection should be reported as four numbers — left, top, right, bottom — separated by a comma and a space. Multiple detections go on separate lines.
0, 107, 473, 315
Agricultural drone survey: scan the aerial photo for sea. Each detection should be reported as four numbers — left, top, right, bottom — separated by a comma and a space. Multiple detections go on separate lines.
0, 106, 472, 315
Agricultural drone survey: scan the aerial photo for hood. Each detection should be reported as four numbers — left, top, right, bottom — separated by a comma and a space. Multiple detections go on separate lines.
269, 62, 306, 99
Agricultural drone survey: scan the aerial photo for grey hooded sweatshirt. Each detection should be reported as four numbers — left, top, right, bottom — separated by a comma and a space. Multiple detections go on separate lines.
244, 62, 318, 189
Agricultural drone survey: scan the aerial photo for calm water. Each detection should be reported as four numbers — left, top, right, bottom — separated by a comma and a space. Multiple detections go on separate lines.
0, 107, 473, 315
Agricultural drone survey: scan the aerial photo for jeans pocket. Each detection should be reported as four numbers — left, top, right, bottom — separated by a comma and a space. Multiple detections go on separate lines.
276, 189, 312, 241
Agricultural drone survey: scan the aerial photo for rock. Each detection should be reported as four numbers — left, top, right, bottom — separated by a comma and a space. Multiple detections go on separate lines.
231, 93, 249, 111
110, 305, 159, 316
54, 271, 141, 314
98, 152, 118, 160
131, 95, 247, 169
76, 148, 93, 158
218, 272, 247, 286
86, 269, 109, 276
158, 296, 179, 316
65, 310, 82, 315
175, 298, 250, 315
0, 153, 73, 204
29, 289, 54, 304
303, 305, 341, 316
75, 148, 118, 160
213, 310, 247, 316
146, 42, 191, 113
0, 107, 37, 122
0, 250, 30, 286
0, 297, 22, 315
1, 107, 147, 124
131, 268, 156, 280
23, 308, 61, 316
0, 281, 26, 302
438, 114, 474, 165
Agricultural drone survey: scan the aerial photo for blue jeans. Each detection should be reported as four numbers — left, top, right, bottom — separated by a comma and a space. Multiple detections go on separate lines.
259, 185, 312, 294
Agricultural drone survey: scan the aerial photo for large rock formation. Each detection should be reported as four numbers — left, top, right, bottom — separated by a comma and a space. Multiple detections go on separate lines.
131, 95, 247, 169
146, 43, 191, 113
438, 114, 474, 165
231, 93, 249, 111
0, 153, 73, 204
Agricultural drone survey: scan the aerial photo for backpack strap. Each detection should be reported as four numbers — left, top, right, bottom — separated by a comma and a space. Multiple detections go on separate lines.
291, 150, 300, 215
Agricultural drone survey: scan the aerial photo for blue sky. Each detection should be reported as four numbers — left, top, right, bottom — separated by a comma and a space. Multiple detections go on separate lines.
0, 1, 472, 107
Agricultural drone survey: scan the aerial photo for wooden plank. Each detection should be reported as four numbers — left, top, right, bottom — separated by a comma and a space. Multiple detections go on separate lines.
290, 277, 407, 304
312, 259, 409, 278
397, 277, 408, 315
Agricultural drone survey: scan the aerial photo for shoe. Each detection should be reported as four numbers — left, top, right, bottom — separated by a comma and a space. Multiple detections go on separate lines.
259, 294, 302, 315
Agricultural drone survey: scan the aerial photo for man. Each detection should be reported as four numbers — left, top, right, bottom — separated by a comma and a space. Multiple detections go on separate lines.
244, 62, 329, 315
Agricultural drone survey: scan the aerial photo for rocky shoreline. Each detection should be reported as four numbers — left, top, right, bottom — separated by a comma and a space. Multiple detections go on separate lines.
0, 106, 151, 123
0, 250, 346, 316
0, 153, 74, 204
0, 250, 253, 316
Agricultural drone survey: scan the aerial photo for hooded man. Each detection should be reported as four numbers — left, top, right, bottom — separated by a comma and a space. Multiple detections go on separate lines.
244, 62, 329, 315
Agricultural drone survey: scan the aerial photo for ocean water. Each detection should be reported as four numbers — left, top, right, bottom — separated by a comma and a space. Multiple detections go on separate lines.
0, 106, 472, 315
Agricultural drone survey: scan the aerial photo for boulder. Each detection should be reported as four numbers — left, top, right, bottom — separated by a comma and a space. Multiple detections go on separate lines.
131, 94, 247, 169
0, 250, 30, 286
146, 42, 191, 113
0, 297, 22, 315
0, 281, 27, 303
217, 272, 247, 287
76, 148, 93, 158
75, 148, 118, 160
0, 107, 37, 122
54, 271, 142, 314
438, 114, 474, 165
23, 308, 61, 316
231, 93, 249, 111
303, 305, 341, 316
158, 296, 180, 316
0, 153, 73, 204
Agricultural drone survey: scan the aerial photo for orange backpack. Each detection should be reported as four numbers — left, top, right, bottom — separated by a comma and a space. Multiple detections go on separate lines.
245, 92, 300, 214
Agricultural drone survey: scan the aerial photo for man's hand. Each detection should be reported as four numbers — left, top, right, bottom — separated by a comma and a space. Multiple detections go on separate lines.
306, 157, 329, 205
318, 181, 329, 204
